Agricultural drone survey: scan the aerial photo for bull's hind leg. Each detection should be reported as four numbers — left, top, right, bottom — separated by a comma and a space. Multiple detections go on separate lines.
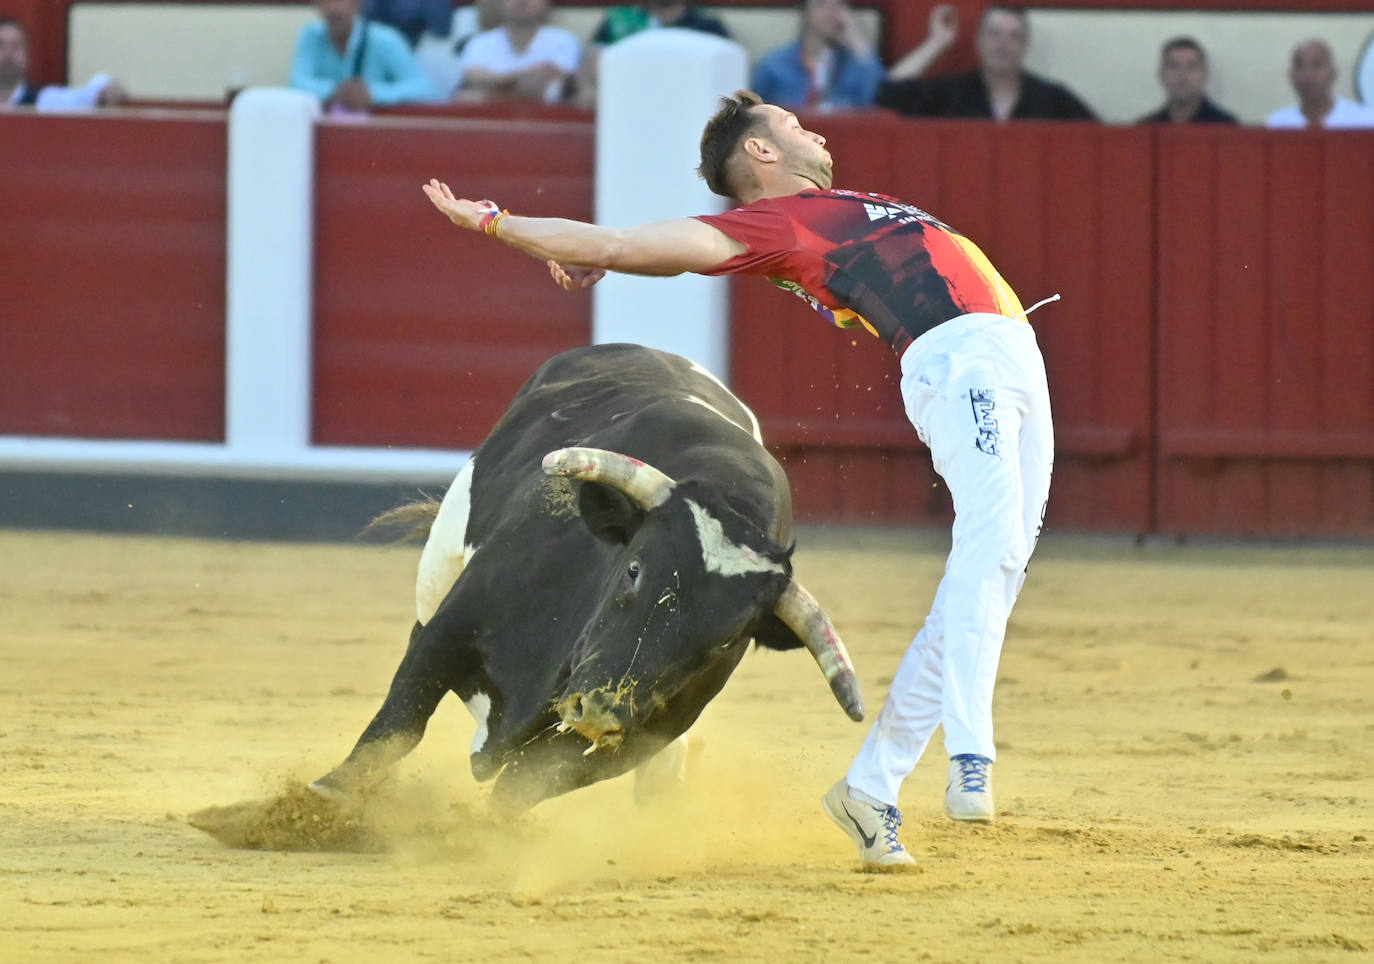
311, 621, 451, 798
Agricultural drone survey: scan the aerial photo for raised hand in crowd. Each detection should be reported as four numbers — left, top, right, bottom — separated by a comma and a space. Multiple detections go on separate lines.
886, 3, 958, 84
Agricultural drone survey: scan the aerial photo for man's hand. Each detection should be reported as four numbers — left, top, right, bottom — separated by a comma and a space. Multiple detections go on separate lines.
928, 3, 959, 48
97, 78, 129, 106
329, 77, 372, 112
548, 260, 606, 291
512, 63, 566, 100
422, 179, 497, 231
834, 4, 873, 56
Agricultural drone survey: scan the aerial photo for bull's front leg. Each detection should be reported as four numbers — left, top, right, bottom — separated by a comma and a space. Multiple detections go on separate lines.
311, 622, 452, 798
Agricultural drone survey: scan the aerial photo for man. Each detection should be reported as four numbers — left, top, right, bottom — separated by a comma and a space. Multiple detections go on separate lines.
421, 90, 1055, 870
750, 0, 884, 111
289, 0, 437, 112
573, 1, 729, 108
0, 16, 126, 109
1266, 38, 1374, 129
1138, 37, 1237, 125
877, 4, 1095, 122
454, 0, 579, 103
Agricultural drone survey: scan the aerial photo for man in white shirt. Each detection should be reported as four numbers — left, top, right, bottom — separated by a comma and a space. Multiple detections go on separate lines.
1266, 38, 1374, 129
0, 16, 126, 109
454, 0, 579, 103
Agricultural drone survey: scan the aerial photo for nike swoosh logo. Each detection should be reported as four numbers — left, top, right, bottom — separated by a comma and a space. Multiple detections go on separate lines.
842, 804, 876, 849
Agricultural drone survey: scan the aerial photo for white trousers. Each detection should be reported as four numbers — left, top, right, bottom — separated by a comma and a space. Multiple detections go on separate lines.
847, 313, 1054, 807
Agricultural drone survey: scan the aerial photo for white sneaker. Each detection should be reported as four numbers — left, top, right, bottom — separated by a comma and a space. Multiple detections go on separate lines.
945, 754, 994, 822
822, 780, 916, 870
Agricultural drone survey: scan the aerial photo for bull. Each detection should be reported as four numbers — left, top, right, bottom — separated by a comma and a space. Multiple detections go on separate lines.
311, 344, 863, 811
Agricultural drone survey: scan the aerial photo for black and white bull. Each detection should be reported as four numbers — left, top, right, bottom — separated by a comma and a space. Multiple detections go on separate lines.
311, 344, 863, 811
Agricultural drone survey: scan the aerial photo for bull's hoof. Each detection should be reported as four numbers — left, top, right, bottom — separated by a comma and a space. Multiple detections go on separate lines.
307, 778, 349, 803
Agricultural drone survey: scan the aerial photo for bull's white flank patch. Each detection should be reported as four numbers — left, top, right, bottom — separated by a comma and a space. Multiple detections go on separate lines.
416, 457, 478, 625
464, 691, 492, 753
687, 500, 785, 577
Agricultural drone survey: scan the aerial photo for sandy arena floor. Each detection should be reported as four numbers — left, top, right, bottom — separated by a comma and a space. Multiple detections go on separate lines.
2, 525, 1371, 962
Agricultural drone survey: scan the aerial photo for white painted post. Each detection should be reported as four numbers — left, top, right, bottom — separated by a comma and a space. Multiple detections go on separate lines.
593, 30, 748, 382
225, 87, 319, 453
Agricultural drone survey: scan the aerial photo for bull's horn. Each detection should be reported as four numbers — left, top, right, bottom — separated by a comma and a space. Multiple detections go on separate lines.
542, 447, 676, 510
773, 581, 865, 722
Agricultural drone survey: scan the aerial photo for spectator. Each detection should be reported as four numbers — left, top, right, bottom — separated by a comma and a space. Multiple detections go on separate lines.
878, 4, 1095, 122
454, 0, 579, 104
0, 16, 127, 109
1138, 37, 1237, 125
408, 0, 504, 100
289, 0, 437, 112
1266, 38, 1374, 129
751, 0, 884, 111
574, 1, 731, 108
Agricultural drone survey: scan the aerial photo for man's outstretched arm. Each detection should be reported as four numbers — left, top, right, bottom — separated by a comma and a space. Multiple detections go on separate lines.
422, 179, 746, 285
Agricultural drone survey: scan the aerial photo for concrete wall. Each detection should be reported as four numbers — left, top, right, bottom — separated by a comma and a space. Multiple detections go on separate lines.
1024, 10, 1374, 124
66, 3, 1374, 117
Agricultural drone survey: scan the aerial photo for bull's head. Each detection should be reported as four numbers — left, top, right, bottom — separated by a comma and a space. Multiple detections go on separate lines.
542, 447, 863, 757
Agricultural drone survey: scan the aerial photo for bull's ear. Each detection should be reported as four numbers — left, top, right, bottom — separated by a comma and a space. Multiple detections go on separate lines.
577, 481, 647, 545
752, 611, 804, 651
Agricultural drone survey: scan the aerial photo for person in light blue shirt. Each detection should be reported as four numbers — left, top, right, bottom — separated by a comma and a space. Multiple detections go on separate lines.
290, 0, 438, 110
751, 0, 883, 111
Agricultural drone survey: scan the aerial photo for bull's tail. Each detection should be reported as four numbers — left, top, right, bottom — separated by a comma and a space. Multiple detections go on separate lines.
362, 495, 442, 543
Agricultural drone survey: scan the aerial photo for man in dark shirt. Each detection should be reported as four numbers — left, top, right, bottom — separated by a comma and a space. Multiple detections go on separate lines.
1137, 37, 1238, 125
878, 4, 1095, 121
422, 90, 1056, 871
591, 0, 728, 45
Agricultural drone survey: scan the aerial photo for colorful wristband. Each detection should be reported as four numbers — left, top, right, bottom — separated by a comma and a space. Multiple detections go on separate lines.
476, 203, 508, 237
484, 210, 509, 238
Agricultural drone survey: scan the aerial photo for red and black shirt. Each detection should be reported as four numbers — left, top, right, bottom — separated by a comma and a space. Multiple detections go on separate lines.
695, 188, 1025, 354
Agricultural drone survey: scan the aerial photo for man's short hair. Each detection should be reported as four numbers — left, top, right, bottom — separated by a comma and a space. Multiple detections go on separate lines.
979, 5, 1027, 30
1161, 36, 1206, 64
697, 89, 767, 199
0, 15, 26, 32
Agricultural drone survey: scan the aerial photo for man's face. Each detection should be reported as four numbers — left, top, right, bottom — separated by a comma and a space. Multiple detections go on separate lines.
760, 104, 833, 190
804, 0, 851, 44
504, 0, 547, 27
1289, 41, 1336, 105
976, 9, 1028, 75
646, 0, 687, 24
1160, 46, 1207, 104
316, 0, 361, 34
0, 23, 28, 87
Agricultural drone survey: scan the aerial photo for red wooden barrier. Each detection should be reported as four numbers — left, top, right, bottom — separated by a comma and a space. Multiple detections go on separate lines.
3, 109, 1371, 537
311, 116, 594, 449
731, 114, 1156, 531
0, 111, 227, 441
1155, 127, 1374, 537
